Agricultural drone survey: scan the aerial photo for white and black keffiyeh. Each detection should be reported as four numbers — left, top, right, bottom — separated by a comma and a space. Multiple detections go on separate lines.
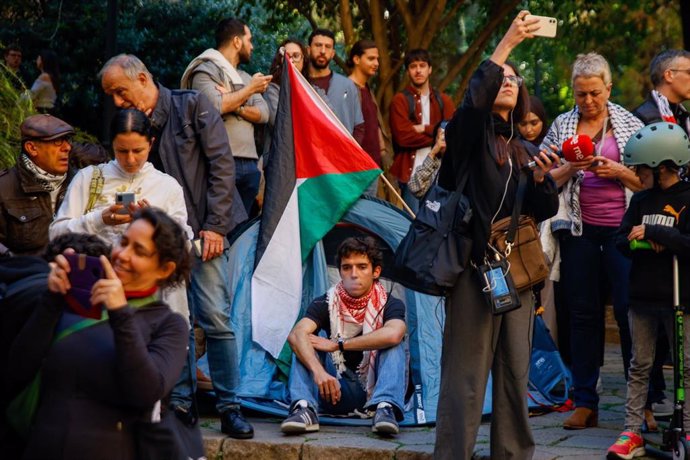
539, 101, 644, 236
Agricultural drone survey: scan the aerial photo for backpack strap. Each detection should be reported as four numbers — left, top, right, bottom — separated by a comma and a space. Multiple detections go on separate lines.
403, 88, 446, 122
85, 165, 104, 213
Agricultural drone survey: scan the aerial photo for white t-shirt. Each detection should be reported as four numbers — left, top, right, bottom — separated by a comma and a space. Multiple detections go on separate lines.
413, 94, 432, 173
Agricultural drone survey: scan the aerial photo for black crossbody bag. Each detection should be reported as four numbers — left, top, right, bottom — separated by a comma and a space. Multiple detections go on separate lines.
394, 165, 473, 296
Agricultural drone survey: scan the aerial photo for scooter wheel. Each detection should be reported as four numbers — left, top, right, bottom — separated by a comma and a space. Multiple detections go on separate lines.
673, 439, 688, 460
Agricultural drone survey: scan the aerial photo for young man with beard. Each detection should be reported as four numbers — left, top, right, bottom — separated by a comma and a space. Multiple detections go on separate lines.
181, 18, 272, 214
308, 28, 365, 143
281, 237, 407, 436
389, 49, 455, 213
347, 40, 392, 196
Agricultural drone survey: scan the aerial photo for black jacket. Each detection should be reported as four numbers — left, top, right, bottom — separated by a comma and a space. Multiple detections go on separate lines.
616, 181, 690, 309
0, 160, 73, 256
149, 84, 247, 237
437, 60, 559, 263
633, 94, 690, 131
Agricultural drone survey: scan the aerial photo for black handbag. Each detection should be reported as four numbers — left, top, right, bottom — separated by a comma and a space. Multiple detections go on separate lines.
394, 167, 472, 296
135, 406, 205, 460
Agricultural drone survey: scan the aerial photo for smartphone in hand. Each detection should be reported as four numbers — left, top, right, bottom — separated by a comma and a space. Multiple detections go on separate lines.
115, 192, 136, 215
525, 15, 558, 38
64, 253, 105, 319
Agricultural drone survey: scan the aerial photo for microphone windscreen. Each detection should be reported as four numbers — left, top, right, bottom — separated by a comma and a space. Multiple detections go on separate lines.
562, 135, 595, 162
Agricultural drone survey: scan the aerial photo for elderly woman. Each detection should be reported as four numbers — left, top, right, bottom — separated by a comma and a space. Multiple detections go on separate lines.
540, 53, 644, 429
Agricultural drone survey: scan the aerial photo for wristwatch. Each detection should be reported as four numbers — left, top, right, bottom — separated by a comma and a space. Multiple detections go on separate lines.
236, 104, 245, 115
338, 338, 345, 353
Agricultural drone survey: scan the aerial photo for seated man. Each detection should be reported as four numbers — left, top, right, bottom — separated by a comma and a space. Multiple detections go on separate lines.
281, 237, 407, 435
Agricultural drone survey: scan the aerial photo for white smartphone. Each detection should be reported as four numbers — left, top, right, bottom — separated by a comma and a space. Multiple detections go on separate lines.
525, 15, 558, 38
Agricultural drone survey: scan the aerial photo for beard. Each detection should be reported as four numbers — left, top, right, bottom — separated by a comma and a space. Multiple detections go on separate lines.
239, 46, 251, 65
310, 57, 330, 70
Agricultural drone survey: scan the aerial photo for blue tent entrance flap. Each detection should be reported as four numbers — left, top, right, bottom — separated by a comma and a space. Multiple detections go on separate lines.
227, 197, 445, 426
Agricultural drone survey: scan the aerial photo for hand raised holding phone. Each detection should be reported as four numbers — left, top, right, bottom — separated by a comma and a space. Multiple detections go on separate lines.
90, 256, 127, 311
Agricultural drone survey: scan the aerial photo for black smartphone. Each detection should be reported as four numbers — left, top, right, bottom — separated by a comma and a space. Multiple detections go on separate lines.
63, 253, 105, 319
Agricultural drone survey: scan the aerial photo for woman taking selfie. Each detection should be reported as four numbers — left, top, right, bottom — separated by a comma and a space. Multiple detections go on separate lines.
20, 208, 193, 459
434, 11, 559, 459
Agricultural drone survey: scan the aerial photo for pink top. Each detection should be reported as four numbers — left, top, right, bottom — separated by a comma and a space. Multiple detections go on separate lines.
579, 135, 626, 227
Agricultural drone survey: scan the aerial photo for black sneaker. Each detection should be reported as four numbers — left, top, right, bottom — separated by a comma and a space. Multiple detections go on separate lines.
171, 404, 198, 427
372, 404, 399, 435
281, 404, 319, 434
220, 407, 254, 439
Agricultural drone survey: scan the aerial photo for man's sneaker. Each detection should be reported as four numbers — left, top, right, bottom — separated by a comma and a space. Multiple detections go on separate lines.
607, 431, 645, 460
652, 398, 674, 418
372, 403, 399, 435
281, 402, 319, 434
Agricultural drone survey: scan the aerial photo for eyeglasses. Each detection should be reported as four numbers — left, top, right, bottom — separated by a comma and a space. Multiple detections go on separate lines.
670, 69, 690, 76
287, 52, 303, 62
502, 75, 524, 87
30, 136, 72, 147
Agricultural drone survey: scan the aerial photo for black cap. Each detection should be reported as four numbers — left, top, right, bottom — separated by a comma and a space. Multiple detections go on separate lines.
20, 114, 75, 141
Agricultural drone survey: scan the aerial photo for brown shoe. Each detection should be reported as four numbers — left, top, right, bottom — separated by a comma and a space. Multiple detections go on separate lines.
563, 407, 598, 430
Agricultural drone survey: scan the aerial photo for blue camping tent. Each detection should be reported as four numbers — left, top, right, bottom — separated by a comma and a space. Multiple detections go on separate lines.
224, 196, 570, 425
227, 197, 445, 426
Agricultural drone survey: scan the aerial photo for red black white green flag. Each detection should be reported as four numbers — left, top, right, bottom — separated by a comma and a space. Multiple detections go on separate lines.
251, 55, 381, 357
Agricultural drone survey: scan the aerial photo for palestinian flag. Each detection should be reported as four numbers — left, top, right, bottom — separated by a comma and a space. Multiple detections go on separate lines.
251, 55, 381, 357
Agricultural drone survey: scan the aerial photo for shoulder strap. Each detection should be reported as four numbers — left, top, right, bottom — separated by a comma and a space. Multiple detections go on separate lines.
506, 170, 529, 246
85, 165, 104, 214
433, 89, 445, 117
403, 88, 415, 121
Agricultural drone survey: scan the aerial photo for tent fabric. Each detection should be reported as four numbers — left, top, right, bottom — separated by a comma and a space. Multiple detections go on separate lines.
228, 196, 570, 424
229, 196, 444, 426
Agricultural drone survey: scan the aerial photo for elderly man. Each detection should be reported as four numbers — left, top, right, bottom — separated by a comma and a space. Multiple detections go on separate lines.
99, 54, 252, 439
181, 17, 271, 214
0, 114, 74, 257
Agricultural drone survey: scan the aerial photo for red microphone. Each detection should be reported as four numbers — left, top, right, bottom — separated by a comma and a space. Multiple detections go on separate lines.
561, 135, 595, 162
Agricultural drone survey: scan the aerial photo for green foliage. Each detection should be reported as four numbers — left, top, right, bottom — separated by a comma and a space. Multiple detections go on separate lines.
511, 0, 682, 120
0, 65, 34, 170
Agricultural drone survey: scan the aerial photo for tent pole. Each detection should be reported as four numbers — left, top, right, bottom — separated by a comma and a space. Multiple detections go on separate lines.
379, 173, 415, 218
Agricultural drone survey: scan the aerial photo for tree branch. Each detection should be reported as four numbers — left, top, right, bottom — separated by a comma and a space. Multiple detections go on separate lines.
438, 0, 520, 91
339, 0, 355, 48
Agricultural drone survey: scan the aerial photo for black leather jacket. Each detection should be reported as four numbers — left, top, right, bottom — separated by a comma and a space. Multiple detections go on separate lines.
0, 160, 72, 256
149, 84, 247, 237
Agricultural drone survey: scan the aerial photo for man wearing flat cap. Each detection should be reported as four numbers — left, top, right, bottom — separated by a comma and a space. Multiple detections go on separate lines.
0, 114, 74, 256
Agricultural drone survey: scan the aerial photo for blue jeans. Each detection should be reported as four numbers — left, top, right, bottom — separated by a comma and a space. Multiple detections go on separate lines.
170, 251, 240, 413
288, 341, 407, 418
559, 223, 632, 409
235, 158, 261, 214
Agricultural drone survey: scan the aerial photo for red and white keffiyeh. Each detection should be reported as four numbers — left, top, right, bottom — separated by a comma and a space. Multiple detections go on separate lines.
652, 90, 690, 134
327, 280, 388, 398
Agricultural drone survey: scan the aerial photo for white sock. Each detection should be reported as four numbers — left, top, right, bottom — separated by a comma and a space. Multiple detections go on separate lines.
296, 399, 309, 409
377, 402, 392, 409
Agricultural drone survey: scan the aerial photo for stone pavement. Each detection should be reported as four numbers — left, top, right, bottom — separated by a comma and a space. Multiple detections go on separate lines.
200, 343, 670, 459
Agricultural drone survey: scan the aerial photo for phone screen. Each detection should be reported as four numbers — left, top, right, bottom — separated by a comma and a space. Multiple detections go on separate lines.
487, 267, 509, 297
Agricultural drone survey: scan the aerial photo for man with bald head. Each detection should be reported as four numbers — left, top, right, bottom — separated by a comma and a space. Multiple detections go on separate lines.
99, 54, 253, 439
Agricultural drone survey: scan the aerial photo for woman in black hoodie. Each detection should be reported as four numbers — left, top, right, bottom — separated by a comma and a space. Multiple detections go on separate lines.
434, 11, 560, 459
